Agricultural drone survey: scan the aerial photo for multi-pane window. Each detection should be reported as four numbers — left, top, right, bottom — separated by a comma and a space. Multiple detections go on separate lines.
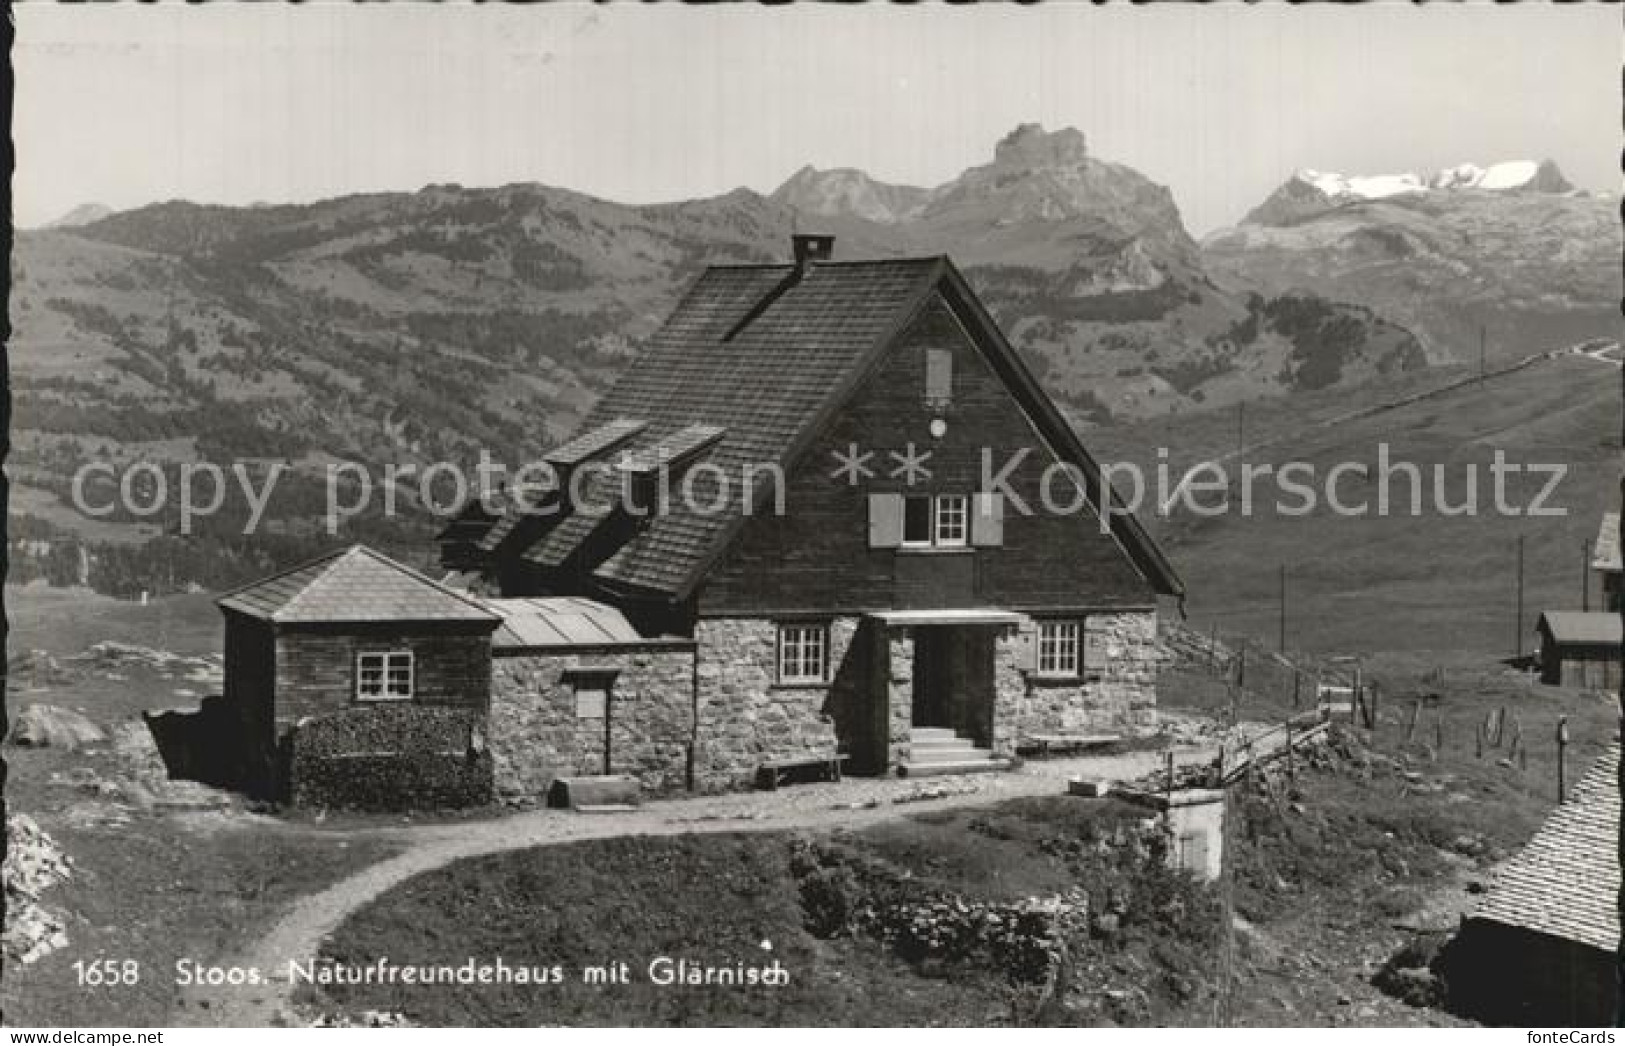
934, 494, 968, 546
902, 494, 968, 547
777, 623, 829, 684
1036, 621, 1081, 677
357, 650, 414, 700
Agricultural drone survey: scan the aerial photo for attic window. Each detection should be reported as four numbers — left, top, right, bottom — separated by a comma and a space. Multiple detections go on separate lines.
925, 349, 953, 408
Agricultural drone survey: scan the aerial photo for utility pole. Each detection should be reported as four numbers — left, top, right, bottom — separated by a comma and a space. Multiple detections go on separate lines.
1278, 564, 1287, 653
1478, 325, 1487, 384
1514, 535, 1526, 659
1236, 401, 1245, 459
1584, 539, 1592, 612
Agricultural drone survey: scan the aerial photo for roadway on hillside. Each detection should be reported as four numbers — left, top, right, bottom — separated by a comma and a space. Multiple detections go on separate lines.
1162, 338, 1619, 502
176, 745, 1220, 1027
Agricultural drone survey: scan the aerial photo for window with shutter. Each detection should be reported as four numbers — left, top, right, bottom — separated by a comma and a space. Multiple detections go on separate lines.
868, 492, 903, 548
970, 492, 1004, 546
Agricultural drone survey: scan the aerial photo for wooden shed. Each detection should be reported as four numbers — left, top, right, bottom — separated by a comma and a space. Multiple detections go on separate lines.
215, 545, 501, 806
1444, 744, 1619, 1025
1535, 611, 1622, 690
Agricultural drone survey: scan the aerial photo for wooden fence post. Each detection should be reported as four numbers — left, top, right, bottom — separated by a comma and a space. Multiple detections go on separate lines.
1434, 717, 1444, 754
1476, 719, 1484, 759
1557, 716, 1569, 802
1407, 699, 1422, 743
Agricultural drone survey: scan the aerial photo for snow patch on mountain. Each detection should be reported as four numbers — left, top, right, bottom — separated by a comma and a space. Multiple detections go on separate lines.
1295, 159, 1569, 202
1297, 169, 1426, 201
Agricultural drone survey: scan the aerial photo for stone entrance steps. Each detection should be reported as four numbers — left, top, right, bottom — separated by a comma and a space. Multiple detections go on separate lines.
901, 726, 1012, 778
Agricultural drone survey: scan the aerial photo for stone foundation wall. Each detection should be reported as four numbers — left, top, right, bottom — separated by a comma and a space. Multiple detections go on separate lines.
489, 644, 696, 799
885, 630, 915, 770
996, 610, 1161, 748
692, 618, 854, 791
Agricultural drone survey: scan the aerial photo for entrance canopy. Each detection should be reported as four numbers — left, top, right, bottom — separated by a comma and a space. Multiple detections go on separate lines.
864, 608, 1025, 627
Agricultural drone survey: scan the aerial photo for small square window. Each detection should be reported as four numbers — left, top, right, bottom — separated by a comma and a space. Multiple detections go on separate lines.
357, 650, 413, 700
902, 496, 933, 546
934, 495, 968, 546
778, 623, 829, 684
1037, 622, 1081, 678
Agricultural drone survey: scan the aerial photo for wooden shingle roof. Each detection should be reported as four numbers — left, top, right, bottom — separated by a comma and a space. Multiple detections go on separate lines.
1472, 743, 1620, 953
518, 255, 1184, 601
218, 545, 499, 625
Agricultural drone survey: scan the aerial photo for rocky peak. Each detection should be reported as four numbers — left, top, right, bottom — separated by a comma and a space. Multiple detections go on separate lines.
992, 123, 1089, 170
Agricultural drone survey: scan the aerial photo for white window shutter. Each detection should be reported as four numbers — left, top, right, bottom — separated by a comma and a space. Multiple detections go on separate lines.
970, 491, 1004, 547
868, 492, 903, 548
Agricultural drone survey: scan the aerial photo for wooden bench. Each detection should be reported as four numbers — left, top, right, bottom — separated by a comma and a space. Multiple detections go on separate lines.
755, 754, 849, 791
1020, 734, 1123, 758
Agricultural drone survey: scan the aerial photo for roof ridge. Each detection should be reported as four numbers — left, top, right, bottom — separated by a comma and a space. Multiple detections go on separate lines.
328, 545, 499, 620
214, 543, 357, 607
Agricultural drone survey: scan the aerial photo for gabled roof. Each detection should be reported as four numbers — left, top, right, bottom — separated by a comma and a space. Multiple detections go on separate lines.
219, 545, 499, 625
1472, 743, 1620, 953
518, 255, 1183, 601
1537, 611, 1624, 646
1594, 513, 1620, 573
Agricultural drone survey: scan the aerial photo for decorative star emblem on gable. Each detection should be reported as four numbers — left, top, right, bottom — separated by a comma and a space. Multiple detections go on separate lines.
829, 443, 875, 486
888, 442, 933, 486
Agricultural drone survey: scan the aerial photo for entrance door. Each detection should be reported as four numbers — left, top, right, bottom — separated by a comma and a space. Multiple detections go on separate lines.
910, 625, 997, 744
911, 627, 953, 728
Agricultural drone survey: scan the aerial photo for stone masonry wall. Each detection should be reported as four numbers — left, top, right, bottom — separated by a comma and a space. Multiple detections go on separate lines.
885, 630, 915, 771
996, 610, 1161, 749
489, 644, 695, 799
692, 618, 854, 791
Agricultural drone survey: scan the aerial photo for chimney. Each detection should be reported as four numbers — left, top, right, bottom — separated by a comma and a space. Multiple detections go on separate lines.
791, 233, 835, 269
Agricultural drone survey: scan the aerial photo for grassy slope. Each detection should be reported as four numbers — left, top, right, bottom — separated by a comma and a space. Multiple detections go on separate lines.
303, 798, 1222, 1027
1090, 356, 1618, 655
7, 583, 220, 659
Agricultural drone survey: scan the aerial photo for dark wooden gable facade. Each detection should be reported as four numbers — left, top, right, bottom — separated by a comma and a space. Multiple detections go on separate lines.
698, 287, 1161, 616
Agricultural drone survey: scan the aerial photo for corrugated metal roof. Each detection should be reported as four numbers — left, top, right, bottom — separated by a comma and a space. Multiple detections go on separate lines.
1472, 744, 1620, 953
479, 597, 647, 650
1538, 611, 1624, 646
1594, 513, 1620, 572
218, 545, 499, 624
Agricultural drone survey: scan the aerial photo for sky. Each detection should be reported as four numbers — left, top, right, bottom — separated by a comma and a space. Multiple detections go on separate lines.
14, 2, 1621, 234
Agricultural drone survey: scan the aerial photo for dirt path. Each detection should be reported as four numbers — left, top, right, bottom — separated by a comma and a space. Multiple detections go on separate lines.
176, 748, 1211, 1026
